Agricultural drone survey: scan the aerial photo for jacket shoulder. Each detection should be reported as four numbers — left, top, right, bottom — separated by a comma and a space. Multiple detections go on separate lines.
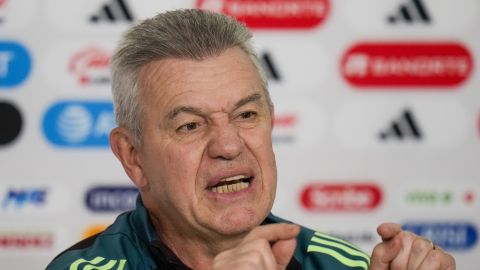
45, 212, 154, 270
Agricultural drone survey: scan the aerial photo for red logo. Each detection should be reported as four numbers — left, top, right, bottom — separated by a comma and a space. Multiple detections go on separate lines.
68, 46, 110, 86
0, 232, 53, 249
464, 191, 475, 204
300, 183, 382, 211
341, 42, 473, 88
274, 113, 297, 128
478, 113, 480, 139
195, 0, 330, 29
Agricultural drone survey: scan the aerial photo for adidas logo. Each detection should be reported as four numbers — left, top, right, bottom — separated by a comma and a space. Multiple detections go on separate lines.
260, 52, 282, 82
90, 0, 134, 23
387, 0, 432, 24
379, 108, 423, 141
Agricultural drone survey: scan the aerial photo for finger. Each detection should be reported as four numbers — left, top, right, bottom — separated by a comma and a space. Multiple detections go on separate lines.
417, 249, 456, 270
376, 223, 402, 241
244, 224, 300, 243
407, 238, 435, 270
248, 239, 277, 270
369, 236, 402, 270
213, 239, 277, 270
271, 238, 297, 269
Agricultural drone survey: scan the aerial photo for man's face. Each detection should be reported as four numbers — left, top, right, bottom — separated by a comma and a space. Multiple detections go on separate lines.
136, 47, 276, 238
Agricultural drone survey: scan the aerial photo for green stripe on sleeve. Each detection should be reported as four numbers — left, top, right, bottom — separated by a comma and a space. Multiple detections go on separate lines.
314, 231, 366, 254
311, 236, 370, 265
307, 245, 369, 270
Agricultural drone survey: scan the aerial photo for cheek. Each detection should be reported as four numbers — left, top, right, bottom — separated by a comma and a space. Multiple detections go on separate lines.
243, 128, 276, 171
243, 123, 273, 148
162, 143, 205, 187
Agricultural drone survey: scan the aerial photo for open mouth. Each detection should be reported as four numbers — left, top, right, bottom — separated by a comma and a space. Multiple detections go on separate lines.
209, 175, 253, 194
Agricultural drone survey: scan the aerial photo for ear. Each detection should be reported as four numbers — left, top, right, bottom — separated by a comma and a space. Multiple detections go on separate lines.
110, 127, 148, 188
270, 104, 275, 129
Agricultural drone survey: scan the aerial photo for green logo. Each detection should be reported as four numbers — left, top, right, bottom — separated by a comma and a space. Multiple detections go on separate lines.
406, 191, 453, 205
70, 256, 127, 270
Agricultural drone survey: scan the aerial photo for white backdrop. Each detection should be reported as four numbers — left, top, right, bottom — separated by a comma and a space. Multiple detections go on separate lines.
0, 0, 479, 269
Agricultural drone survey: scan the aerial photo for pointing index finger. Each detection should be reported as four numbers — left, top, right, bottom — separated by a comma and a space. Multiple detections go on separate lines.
377, 223, 402, 241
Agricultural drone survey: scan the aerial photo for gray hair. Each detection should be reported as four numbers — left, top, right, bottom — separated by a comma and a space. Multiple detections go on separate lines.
110, 9, 270, 145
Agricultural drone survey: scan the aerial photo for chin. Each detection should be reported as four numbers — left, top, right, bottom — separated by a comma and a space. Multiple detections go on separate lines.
215, 207, 268, 236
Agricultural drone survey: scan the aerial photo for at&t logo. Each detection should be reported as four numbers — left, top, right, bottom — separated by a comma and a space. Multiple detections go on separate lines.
43, 101, 114, 147
0, 41, 32, 88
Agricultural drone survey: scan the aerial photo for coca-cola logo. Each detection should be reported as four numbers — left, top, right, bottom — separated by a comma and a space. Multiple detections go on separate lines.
341, 42, 473, 88
196, 0, 330, 29
300, 183, 382, 211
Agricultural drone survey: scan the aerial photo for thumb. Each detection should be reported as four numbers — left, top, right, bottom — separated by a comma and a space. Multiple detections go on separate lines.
272, 238, 297, 269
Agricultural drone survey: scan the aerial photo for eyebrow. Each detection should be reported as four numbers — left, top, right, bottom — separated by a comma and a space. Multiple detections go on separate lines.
166, 92, 264, 121
233, 93, 263, 111
167, 106, 204, 120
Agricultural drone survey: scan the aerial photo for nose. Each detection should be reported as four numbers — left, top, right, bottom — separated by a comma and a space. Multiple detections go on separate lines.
207, 123, 245, 160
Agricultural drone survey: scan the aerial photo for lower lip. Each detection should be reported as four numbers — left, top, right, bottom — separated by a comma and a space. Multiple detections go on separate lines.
206, 178, 256, 201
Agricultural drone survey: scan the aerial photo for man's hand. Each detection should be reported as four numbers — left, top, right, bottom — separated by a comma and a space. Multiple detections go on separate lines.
213, 223, 300, 270
370, 223, 456, 270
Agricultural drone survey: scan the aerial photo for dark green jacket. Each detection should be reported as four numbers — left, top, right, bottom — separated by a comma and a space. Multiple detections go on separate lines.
46, 198, 370, 270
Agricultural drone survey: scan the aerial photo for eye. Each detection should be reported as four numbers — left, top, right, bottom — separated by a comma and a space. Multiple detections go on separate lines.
177, 122, 199, 132
238, 111, 257, 120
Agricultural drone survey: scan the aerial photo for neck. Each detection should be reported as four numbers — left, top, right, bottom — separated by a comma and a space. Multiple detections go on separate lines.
149, 212, 247, 270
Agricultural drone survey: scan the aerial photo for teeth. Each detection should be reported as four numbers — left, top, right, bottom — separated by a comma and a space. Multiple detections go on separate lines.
222, 175, 247, 182
210, 181, 249, 193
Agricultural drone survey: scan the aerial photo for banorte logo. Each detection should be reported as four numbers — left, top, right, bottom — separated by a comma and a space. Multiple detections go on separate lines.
300, 183, 382, 211
195, 0, 330, 29
68, 46, 110, 86
341, 42, 473, 88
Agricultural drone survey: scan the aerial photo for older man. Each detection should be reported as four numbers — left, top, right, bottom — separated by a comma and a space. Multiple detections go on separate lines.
46, 9, 455, 270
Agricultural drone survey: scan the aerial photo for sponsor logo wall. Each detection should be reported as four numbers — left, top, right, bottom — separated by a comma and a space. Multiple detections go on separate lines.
1, 0, 479, 269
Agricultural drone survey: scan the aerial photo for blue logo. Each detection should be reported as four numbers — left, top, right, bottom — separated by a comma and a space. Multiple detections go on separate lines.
0, 41, 32, 88
85, 186, 138, 212
2, 188, 47, 209
43, 101, 115, 147
402, 222, 478, 251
